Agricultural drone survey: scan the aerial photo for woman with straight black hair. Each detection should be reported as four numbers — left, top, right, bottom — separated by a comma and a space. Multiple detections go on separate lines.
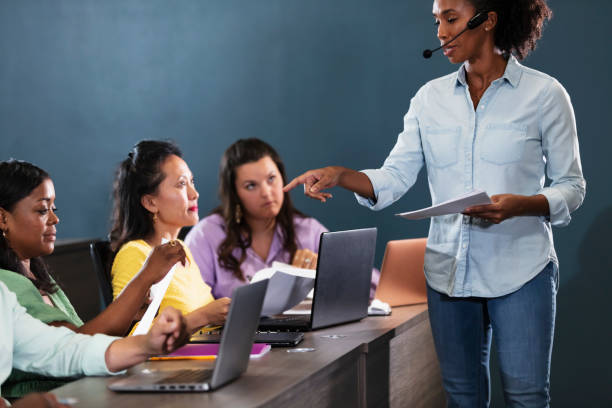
285, 0, 585, 406
110, 140, 230, 332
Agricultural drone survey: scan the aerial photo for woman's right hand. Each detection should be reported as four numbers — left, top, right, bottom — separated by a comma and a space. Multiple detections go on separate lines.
201, 297, 231, 326
186, 297, 231, 332
283, 166, 345, 202
138, 241, 187, 286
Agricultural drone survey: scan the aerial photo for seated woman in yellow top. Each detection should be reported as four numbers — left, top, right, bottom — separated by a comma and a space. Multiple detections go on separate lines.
110, 140, 230, 330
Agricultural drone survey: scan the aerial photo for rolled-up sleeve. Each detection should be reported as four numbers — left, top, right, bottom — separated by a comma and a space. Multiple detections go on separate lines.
537, 79, 586, 227
355, 91, 426, 211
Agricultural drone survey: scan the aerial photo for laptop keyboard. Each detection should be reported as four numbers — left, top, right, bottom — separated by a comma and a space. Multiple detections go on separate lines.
269, 316, 307, 322
156, 369, 213, 384
261, 315, 309, 323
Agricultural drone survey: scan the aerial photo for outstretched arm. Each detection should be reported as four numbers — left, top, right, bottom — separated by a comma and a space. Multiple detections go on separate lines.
283, 166, 375, 202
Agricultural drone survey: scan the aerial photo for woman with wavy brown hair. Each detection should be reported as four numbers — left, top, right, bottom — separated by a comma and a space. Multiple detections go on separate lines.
185, 138, 353, 300
285, 0, 584, 406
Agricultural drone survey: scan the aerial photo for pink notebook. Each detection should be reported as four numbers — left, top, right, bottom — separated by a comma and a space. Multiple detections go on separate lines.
150, 343, 271, 361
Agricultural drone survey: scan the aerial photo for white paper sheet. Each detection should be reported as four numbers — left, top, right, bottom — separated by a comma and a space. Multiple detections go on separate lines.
251, 262, 316, 316
132, 240, 178, 336
396, 190, 491, 220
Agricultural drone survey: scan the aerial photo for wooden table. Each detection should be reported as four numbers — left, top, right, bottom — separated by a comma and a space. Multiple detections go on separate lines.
52, 305, 445, 408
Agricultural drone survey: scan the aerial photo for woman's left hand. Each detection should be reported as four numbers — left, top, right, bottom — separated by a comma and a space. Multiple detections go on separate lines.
463, 194, 536, 224
292, 249, 318, 269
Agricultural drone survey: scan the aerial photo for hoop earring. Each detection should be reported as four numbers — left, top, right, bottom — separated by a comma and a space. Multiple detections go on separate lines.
152, 213, 158, 223
235, 205, 242, 224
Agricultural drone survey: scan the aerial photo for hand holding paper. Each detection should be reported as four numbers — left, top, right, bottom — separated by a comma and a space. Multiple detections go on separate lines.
397, 190, 491, 220
462, 193, 550, 224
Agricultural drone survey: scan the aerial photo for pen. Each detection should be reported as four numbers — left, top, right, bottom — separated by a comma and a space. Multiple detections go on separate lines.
149, 355, 216, 361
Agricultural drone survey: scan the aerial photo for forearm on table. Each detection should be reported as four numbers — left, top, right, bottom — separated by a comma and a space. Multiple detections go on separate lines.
184, 309, 210, 334
104, 335, 151, 372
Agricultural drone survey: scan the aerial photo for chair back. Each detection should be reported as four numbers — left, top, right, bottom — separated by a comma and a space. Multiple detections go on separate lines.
89, 240, 115, 309
44, 239, 106, 321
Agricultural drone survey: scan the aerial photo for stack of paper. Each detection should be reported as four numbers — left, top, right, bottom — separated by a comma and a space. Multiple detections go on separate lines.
396, 190, 491, 220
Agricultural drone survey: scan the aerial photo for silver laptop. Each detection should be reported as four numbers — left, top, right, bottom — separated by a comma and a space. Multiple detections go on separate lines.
108, 279, 268, 392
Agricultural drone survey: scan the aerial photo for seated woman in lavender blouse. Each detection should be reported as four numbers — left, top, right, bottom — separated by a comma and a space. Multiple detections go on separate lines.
185, 138, 379, 300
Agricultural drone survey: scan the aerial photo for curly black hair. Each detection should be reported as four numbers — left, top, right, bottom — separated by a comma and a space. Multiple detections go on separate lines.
468, 0, 552, 60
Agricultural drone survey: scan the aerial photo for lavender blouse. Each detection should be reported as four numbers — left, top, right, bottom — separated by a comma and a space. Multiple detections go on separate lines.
185, 214, 327, 299
186, 214, 380, 300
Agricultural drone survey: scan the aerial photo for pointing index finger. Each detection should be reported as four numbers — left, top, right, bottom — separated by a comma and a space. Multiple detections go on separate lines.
283, 175, 305, 192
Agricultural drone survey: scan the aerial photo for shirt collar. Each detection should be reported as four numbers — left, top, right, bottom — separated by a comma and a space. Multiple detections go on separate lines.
246, 222, 286, 265
454, 54, 522, 88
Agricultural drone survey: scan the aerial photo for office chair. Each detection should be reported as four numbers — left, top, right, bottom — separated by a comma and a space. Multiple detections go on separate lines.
89, 240, 115, 310
44, 240, 108, 321
178, 225, 192, 240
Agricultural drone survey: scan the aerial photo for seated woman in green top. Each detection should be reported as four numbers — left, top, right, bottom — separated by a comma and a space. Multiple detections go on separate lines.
0, 159, 227, 398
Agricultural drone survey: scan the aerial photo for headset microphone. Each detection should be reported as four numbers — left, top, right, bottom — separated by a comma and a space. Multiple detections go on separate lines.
423, 12, 488, 59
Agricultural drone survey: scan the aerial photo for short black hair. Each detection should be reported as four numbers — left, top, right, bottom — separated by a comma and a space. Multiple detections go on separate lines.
468, 0, 553, 60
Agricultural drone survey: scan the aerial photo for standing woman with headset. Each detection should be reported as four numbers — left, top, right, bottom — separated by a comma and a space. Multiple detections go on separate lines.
285, 0, 585, 406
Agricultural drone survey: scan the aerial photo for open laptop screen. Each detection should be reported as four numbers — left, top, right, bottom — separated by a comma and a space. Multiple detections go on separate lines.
310, 227, 377, 330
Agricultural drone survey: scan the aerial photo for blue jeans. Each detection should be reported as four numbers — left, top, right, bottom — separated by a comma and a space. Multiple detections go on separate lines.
427, 263, 557, 408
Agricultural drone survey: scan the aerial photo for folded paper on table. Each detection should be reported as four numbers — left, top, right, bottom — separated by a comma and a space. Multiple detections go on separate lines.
368, 298, 392, 316
396, 190, 491, 220
251, 262, 315, 316
149, 343, 271, 360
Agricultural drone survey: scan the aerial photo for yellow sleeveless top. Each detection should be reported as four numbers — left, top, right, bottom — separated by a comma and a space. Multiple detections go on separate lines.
111, 239, 214, 317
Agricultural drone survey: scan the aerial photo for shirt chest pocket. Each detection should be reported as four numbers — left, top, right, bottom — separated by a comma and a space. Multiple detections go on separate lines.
480, 123, 527, 165
423, 126, 461, 168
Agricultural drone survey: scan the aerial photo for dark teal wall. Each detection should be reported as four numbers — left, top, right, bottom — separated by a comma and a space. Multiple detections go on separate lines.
1, 1, 610, 405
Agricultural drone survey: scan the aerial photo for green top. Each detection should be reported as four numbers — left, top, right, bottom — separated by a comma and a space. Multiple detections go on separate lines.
0, 268, 84, 398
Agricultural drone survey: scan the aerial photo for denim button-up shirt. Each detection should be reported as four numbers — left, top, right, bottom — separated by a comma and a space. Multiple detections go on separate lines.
356, 56, 585, 298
